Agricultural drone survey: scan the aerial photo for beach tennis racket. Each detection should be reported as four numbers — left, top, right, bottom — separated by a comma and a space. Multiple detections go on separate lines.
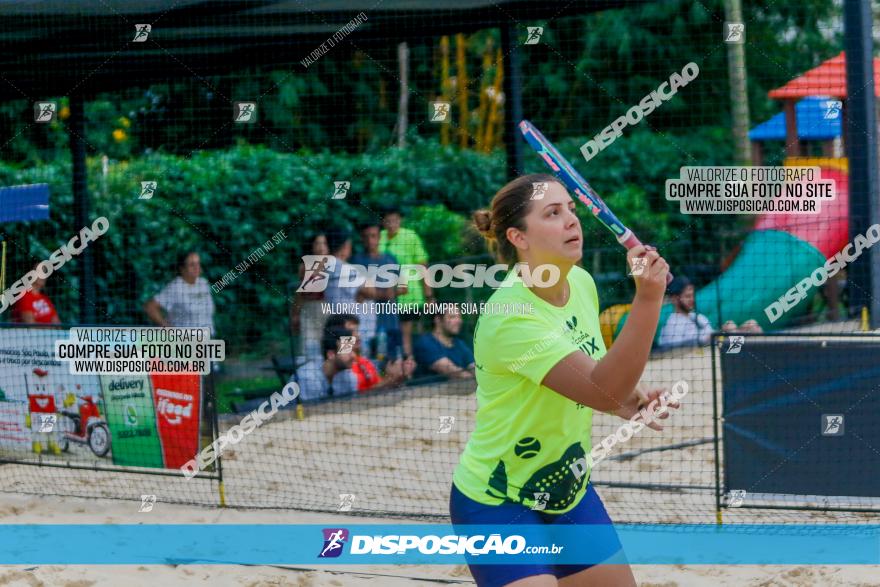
518, 119, 673, 284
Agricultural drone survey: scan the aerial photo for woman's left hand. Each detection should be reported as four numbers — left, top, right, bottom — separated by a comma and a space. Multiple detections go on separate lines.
612, 385, 680, 431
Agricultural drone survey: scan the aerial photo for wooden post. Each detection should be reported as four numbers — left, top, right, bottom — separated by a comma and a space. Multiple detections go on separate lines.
440, 36, 451, 146
484, 48, 504, 152
397, 42, 409, 148
455, 33, 469, 149
724, 0, 752, 165
751, 141, 763, 166
784, 99, 801, 157
475, 38, 493, 151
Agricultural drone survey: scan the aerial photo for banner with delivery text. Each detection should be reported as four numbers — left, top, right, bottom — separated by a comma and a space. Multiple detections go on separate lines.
0, 327, 205, 472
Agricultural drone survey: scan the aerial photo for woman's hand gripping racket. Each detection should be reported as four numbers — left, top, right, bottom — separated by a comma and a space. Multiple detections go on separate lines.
518, 120, 673, 285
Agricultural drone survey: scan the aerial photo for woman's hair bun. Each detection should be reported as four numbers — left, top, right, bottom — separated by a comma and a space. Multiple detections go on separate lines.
472, 209, 494, 239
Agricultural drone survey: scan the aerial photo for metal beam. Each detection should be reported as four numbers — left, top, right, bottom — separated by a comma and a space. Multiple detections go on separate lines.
500, 20, 524, 180
843, 0, 880, 327
68, 95, 95, 324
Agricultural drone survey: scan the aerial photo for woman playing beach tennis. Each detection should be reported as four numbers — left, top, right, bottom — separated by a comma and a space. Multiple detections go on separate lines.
451, 173, 679, 587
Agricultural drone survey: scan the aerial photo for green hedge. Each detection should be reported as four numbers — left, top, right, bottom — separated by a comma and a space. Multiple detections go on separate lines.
0, 128, 739, 351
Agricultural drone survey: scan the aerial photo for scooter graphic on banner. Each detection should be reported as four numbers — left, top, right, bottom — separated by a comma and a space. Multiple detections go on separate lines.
58, 384, 111, 458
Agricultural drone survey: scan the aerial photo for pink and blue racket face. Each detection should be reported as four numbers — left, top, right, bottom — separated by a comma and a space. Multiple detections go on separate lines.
518, 119, 627, 240
519, 119, 673, 284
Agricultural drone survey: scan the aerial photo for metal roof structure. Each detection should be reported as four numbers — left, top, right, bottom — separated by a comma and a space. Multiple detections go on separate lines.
0, 0, 637, 100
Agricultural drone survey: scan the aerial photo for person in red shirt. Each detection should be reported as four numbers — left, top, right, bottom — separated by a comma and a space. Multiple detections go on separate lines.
324, 313, 414, 392
12, 264, 60, 324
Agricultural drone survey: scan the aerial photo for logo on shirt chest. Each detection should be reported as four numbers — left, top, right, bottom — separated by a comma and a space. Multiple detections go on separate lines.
563, 315, 599, 358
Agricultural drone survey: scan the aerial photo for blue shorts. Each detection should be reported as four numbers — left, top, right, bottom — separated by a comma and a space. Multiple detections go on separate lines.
449, 482, 625, 587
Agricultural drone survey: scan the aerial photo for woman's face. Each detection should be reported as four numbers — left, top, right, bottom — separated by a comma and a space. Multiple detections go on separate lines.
312, 235, 329, 256
181, 253, 202, 281
511, 182, 583, 265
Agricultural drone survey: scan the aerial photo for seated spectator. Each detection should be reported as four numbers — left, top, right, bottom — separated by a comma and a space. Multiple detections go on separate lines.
11, 263, 61, 324
294, 327, 359, 402
658, 276, 762, 350
324, 314, 414, 392
319, 227, 388, 357
413, 307, 475, 380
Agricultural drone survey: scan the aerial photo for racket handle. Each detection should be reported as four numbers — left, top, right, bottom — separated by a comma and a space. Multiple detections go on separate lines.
619, 233, 674, 285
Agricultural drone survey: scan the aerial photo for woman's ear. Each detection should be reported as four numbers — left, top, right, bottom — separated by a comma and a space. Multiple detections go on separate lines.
506, 226, 528, 252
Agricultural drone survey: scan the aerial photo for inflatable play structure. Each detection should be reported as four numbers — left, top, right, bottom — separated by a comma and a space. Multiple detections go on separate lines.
602, 52, 863, 348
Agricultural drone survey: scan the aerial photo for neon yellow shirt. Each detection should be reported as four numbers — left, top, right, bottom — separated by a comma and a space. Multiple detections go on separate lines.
379, 227, 429, 306
452, 266, 606, 514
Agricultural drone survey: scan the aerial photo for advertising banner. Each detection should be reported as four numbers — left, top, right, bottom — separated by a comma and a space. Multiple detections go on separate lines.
99, 374, 164, 468
0, 327, 203, 471
150, 373, 202, 469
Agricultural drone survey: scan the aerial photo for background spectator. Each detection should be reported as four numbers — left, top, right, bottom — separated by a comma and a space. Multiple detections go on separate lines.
144, 251, 215, 335
379, 207, 432, 357
657, 275, 761, 350
11, 262, 61, 324
325, 313, 414, 391
294, 327, 359, 401
350, 219, 403, 360
413, 306, 474, 380
291, 231, 329, 359
320, 227, 387, 354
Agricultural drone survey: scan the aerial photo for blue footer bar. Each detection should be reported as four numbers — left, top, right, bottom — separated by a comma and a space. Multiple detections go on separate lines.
0, 525, 877, 565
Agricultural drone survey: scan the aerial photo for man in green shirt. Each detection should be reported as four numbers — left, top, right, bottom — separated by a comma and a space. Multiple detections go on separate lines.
379, 207, 433, 356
